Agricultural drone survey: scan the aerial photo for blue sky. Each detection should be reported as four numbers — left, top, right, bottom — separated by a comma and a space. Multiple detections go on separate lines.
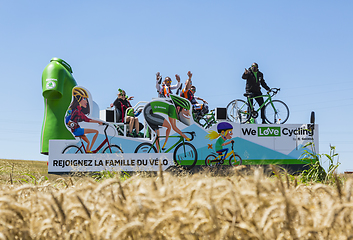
1, 1, 352, 172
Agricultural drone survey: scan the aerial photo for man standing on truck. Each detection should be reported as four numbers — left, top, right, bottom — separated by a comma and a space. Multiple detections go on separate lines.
242, 62, 271, 124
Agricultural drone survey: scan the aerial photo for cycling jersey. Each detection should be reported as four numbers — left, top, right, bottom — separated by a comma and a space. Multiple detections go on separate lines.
150, 100, 178, 119
144, 100, 178, 131
41, 58, 77, 154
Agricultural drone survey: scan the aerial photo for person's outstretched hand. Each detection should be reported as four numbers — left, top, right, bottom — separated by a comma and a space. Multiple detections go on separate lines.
175, 74, 180, 82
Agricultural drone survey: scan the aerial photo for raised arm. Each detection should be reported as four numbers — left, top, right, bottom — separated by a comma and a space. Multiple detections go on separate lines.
187, 71, 192, 80
170, 74, 181, 90
242, 68, 250, 79
156, 72, 162, 91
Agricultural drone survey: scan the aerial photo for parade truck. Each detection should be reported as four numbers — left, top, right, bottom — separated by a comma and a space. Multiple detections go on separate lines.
41, 58, 318, 174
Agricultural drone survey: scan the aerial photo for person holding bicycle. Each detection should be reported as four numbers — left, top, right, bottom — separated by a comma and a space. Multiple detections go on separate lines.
143, 94, 192, 152
65, 87, 103, 153
242, 63, 271, 124
206, 122, 234, 159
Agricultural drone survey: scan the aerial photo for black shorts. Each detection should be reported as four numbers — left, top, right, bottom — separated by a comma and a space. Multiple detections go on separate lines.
144, 103, 165, 131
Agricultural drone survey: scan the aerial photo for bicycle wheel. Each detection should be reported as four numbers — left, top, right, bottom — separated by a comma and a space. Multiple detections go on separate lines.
205, 154, 218, 167
173, 142, 198, 170
226, 99, 250, 124
264, 100, 289, 124
134, 143, 157, 153
198, 117, 207, 128
103, 144, 123, 153
205, 117, 217, 129
198, 117, 215, 129
62, 145, 83, 154
229, 154, 242, 166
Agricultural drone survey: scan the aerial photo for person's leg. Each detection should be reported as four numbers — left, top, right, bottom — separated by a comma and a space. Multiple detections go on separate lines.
254, 93, 266, 123
83, 129, 99, 152
80, 135, 90, 152
134, 117, 139, 132
156, 129, 160, 152
126, 116, 133, 136
162, 119, 171, 149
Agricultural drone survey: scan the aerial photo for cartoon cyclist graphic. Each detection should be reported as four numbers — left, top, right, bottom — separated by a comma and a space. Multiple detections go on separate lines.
143, 94, 192, 151
206, 122, 234, 159
65, 87, 103, 153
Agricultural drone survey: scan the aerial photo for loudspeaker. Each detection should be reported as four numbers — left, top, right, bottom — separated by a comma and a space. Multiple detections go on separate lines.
106, 110, 115, 122
100, 109, 115, 122
215, 107, 227, 120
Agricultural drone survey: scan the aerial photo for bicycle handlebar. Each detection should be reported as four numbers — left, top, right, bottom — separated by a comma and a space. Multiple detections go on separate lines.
183, 131, 196, 141
231, 139, 235, 150
101, 122, 110, 133
269, 88, 280, 94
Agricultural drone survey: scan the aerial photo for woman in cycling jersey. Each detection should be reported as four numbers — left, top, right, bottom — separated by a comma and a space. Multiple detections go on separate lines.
66, 87, 103, 153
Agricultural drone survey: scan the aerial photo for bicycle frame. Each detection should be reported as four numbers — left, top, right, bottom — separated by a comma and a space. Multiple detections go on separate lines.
246, 92, 273, 114
224, 150, 236, 160
154, 135, 184, 153
213, 149, 235, 161
77, 123, 114, 153
194, 110, 216, 128
142, 131, 195, 153
216, 142, 235, 160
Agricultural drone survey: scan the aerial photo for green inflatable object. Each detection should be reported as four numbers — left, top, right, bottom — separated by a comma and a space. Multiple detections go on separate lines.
40, 58, 77, 154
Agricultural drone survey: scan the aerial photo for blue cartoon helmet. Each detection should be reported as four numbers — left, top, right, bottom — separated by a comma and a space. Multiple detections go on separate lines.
217, 122, 233, 133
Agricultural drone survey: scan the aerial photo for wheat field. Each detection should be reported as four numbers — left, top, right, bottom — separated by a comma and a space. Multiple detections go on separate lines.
0, 159, 352, 239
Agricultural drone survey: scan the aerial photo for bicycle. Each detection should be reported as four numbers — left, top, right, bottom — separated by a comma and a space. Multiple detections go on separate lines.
205, 140, 242, 166
62, 122, 123, 154
193, 109, 217, 129
226, 88, 289, 124
134, 131, 197, 170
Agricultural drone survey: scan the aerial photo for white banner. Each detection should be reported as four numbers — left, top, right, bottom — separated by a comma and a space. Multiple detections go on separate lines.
48, 140, 173, 173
